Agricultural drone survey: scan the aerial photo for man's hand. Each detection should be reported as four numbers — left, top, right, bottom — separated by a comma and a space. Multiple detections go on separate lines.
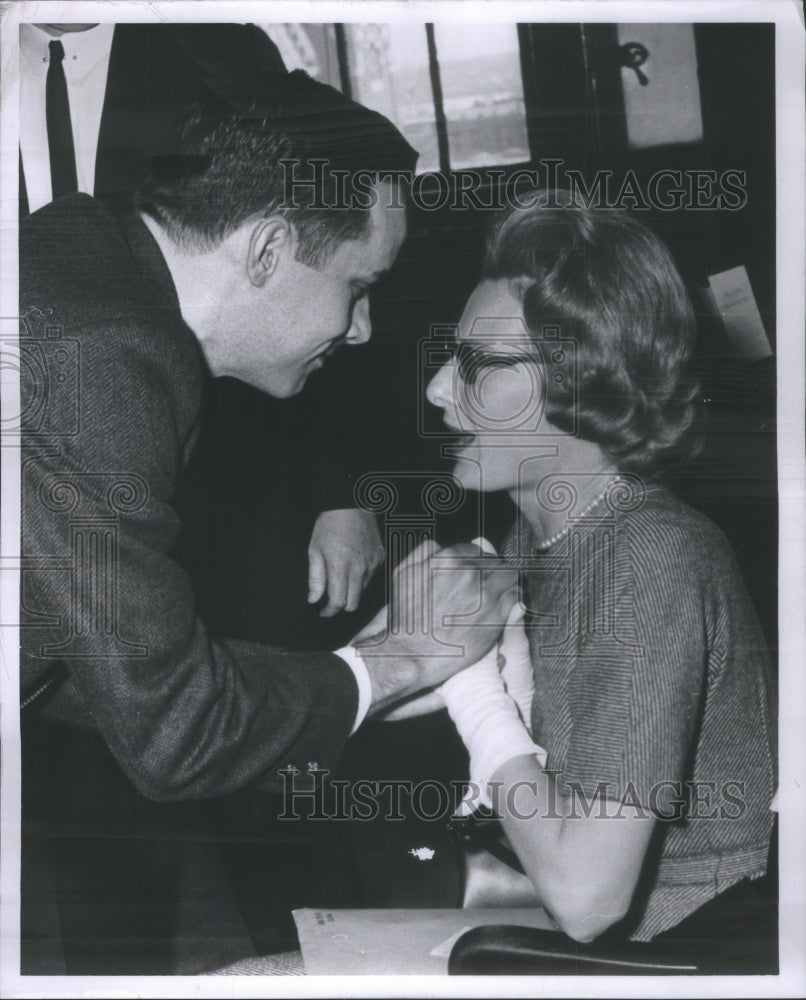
308, 508, 384, 617
354, 539, 519, 715
377, 600, 533, 724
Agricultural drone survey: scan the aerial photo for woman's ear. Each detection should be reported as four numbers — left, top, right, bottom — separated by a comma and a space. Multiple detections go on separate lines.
247, 216, 291, 287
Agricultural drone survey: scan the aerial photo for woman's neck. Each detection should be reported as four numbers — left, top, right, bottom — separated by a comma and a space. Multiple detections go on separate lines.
511, 441, 620, 550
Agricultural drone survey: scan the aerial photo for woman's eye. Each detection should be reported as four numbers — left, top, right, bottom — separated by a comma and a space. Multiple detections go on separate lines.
455, 343, 533, 385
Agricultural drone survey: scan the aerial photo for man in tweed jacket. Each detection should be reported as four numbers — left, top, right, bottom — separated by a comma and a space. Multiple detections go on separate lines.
20, 70, 517, 802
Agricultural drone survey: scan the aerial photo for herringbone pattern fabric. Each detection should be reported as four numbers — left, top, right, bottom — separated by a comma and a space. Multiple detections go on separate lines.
503, 484, 776, 940
20, 194, 358, 801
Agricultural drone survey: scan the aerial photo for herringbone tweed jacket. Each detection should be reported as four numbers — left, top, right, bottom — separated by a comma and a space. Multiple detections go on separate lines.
20, 194, 358, 801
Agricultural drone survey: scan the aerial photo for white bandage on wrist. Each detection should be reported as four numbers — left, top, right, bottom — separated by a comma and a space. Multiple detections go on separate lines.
498, 602, 535, 735
439, 535, 545, 813
440, 650, 546, 814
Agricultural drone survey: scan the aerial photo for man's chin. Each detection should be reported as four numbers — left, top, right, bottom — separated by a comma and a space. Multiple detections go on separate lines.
281, 380, 307, 398
243, 371, 306, 399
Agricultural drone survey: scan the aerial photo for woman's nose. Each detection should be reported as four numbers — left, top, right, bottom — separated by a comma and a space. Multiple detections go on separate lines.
426, 360, 453, 410
345, 297, 372, 345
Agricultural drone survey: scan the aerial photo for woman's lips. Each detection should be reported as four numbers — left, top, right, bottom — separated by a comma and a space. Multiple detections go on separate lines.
441, 419, 474, 449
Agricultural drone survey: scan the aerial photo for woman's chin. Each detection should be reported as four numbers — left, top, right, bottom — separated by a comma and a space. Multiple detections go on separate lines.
451, 457, 494, 493
453, 456, 524, 495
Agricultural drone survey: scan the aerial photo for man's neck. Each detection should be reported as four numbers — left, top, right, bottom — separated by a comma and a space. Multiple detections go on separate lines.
139, 212, 241, 376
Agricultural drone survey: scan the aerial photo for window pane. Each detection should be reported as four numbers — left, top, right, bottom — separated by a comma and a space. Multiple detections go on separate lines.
433, 23, 529, 169
259, 24, 342, 89
344, 24, 441, 173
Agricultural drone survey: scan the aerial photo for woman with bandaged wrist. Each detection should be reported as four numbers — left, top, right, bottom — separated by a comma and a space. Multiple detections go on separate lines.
416, 197, 777, 946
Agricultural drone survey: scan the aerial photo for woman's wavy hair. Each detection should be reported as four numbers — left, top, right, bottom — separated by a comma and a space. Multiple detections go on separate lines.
481, 194, 700, 472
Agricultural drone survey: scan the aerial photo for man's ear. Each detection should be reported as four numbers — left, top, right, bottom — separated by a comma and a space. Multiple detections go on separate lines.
247, 216, 292, 287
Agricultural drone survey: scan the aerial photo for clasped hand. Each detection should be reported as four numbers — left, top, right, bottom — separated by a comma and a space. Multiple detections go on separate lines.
382, 601, 534, 727
352, 537, 524, 711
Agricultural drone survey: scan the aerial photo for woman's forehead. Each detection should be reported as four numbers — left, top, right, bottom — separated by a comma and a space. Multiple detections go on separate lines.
459, 279, 530, 346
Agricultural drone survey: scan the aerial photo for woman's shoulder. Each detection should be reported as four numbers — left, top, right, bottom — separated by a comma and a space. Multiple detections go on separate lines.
616, 482, 732, 560
611, 484, 753, 612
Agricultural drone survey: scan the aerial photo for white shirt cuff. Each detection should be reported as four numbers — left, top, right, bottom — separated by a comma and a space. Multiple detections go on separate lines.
334, 645, 372, 734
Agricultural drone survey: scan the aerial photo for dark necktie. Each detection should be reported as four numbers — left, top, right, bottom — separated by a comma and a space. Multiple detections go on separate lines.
46, 39, 78, 198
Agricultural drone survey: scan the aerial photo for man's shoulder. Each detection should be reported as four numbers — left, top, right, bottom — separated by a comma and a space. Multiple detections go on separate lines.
21, 195, 204, 400
22, 196, 136, 337
21, 194, 133, 292
22, 195, 172, 319
22, 193, 120, 247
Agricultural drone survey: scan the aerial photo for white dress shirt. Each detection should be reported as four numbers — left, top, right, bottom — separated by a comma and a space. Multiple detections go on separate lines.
335, 645, 373, 733
20, 23, 115, 212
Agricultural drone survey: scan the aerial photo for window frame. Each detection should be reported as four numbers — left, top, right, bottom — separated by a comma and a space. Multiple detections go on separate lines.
335, 21, 543, 180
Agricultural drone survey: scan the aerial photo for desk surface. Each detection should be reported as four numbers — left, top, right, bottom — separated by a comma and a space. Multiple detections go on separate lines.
291, 907, 556, 975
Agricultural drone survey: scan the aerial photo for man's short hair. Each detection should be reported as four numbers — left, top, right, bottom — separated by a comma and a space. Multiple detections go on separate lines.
482, 195, 699, 472
138, 69, 418, 265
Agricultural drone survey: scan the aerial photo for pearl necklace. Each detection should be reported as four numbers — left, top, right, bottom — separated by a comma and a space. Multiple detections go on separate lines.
533, 475, 621, 551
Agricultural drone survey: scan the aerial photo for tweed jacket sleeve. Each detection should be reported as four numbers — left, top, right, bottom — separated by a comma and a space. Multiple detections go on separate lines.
21, 296, 359, 803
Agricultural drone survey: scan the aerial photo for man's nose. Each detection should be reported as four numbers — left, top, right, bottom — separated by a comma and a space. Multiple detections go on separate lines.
345, 297, 372, 345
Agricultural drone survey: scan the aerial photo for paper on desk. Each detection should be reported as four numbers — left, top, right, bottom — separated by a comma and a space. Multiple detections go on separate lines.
429, 925, 473, 959
292, 907, 556, 975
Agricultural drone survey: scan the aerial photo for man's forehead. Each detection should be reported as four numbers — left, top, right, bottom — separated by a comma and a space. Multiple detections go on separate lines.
352, 192, 407, 270
373, 183, 407, 237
